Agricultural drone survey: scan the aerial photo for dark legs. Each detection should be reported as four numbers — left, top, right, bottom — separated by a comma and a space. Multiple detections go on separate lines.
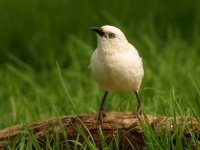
97, 91, 108, 122
97, 91, 142, 122
135, 91, 142, 114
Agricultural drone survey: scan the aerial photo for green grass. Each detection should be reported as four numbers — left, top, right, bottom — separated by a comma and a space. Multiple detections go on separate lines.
0, 0, 200, 149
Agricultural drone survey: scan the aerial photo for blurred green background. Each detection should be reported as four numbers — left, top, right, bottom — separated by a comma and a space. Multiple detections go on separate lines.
0, 0, 200, 129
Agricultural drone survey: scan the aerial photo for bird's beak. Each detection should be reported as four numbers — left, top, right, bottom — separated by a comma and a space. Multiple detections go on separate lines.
90, 27, 105, 37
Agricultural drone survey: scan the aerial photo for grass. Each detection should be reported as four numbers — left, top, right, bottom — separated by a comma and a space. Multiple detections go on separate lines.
0, 0, 200, 149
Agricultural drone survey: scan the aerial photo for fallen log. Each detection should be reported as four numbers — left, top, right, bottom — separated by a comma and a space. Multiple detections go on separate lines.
0, 112, 199, 149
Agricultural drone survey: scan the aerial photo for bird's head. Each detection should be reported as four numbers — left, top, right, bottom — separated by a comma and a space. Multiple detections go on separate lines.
90, 25, 129, 50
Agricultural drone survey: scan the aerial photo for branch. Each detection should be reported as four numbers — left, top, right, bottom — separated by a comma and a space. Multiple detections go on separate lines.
0, 112, 199, 149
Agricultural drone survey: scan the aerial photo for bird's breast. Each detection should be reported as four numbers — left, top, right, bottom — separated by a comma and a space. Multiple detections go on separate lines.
90, 49, 144, 92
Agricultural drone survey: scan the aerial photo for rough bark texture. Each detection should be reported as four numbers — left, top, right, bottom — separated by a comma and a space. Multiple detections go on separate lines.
0, 112, 199, 149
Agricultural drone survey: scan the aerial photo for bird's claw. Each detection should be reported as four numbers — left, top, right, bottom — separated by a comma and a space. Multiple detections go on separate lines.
136, 107, 142, 115
136, 101, 142, 114
132, 105, 142, 118
97, 107, 107, 123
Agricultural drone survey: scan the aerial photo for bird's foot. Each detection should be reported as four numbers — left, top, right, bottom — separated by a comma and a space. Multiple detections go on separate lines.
97, 107, 107, 123
136, 106, 142, 115
133, 105, 142, 117
136, 101, 142, 114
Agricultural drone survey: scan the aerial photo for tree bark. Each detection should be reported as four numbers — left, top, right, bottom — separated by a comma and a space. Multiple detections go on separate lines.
0, 112, 199, 150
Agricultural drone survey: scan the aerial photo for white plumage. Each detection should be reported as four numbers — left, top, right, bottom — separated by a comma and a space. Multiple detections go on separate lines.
90, 25, 144, 122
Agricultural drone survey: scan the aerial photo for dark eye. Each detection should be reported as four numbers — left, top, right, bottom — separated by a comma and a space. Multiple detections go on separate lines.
109, 33, 115, 39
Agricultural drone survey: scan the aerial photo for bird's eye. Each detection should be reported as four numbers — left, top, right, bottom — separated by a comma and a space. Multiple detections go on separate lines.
108, 33, 116, 39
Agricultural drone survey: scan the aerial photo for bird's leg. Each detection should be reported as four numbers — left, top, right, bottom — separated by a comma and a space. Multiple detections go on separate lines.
134, 91, 142, 114
97, 91, 108, 122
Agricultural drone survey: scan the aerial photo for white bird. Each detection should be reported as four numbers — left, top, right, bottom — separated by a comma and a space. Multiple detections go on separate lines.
90, 25, 144, 122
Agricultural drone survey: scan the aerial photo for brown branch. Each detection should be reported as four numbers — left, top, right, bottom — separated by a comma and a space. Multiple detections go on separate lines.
0, 112, 199, 150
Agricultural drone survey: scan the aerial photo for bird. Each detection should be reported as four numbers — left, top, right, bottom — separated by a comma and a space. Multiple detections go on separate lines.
89, 25, 144, 122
